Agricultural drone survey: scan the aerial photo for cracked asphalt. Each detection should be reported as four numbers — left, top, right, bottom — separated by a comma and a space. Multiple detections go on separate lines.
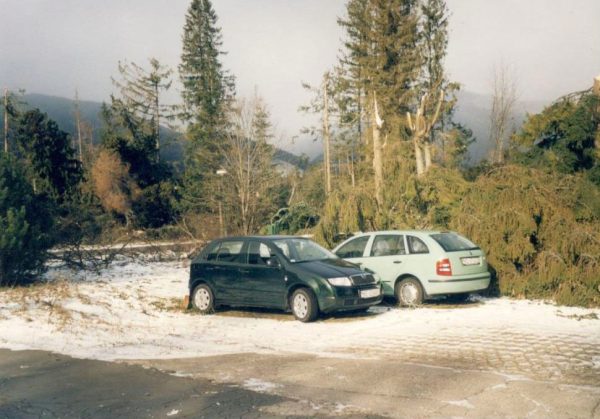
138, 352, 600, 418
0, 349, 382, 419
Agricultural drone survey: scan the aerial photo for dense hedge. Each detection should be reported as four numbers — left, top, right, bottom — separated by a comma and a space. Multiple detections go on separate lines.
316, 165, 600, 307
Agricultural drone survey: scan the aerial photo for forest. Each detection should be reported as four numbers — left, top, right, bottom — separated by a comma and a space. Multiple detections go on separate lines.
1, 0, 599, 307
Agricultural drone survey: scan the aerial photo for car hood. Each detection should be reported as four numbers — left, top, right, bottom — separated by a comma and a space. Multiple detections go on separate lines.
295, 258, 363, 279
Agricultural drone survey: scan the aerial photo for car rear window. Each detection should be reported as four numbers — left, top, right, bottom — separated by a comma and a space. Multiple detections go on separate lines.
430, 233, 479, 252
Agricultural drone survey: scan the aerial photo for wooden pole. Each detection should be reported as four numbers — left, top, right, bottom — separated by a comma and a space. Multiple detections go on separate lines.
594, 75, 600, 155
3, 88, 8, 153
75, 89, 83, 163
322, 72, 332, 195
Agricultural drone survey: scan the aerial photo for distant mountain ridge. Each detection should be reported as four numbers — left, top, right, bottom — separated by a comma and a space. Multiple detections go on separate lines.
7, 93, 305, 168
5, 91, 550, 167
298, 90, 550, 165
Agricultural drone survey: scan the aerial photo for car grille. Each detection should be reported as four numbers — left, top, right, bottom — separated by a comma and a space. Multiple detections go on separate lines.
350, 274, 376, 286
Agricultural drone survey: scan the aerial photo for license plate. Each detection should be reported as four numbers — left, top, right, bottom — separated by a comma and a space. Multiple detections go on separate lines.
360, 288, 380, 299
461, 257, 480, 266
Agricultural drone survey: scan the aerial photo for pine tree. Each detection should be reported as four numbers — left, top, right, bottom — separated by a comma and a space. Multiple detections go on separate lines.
338, 0, 421, 205
0, 154, 53, 286
111, 58, 175, 163
15, 109, 82, 201
179, 0, 235, 214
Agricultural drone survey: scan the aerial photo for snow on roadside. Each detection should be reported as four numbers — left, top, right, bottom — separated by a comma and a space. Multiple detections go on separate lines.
0, 260, 598, 363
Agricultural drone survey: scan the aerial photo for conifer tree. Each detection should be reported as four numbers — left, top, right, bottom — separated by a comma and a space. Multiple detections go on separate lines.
179, 0, 235, 213
112, 58, 175, 162
338, 0, 421, 205
0, 154, 53, 286
15, 109, 82, 201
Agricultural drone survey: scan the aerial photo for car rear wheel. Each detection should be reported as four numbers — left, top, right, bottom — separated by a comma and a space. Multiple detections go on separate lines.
191, 284, 215, 314
291, 288, 319, 322
396, 277, 423, 307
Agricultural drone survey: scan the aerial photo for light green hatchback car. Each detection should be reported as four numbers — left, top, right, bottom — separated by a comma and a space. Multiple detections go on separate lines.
332, 231, 491, 306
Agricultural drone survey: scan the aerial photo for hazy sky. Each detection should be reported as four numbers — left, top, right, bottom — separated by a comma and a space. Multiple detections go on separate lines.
1, 0, 599, 156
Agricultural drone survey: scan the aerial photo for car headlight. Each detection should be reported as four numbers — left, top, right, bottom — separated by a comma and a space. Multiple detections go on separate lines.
327, 277, 352, 287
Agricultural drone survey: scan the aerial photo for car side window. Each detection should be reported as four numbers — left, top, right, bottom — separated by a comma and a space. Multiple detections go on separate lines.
216, 240, 244, 263
370, 235, 406, 257
247, 241, 271, 266
335, 236, 369, 258
204, 242, 221, 261
407, 236, 429, 254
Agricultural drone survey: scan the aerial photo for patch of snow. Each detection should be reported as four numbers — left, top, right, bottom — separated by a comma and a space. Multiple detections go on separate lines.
166, 409, 179, 416
242, 378, 281, 393
446, 399, 475, 409
0, 260, 599, 370
334, 403, 351, 413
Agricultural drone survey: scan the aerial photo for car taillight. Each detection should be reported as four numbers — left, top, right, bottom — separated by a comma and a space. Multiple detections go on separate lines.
436, 258, 452, 276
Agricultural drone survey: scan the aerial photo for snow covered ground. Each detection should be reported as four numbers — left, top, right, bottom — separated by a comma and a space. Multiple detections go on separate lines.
0, 259, 599, 384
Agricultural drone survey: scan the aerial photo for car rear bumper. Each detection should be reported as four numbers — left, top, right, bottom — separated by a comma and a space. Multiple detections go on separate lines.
318, 284, 383, 313
425, 272, 491, 295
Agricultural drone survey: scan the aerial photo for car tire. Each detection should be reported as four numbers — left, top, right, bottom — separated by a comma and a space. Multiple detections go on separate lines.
191, 284, 215, 314
395, 277, 424, 307
290, 288, 319, 322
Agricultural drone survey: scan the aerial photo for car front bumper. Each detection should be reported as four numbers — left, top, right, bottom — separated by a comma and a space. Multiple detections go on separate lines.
318, 284, 383, 313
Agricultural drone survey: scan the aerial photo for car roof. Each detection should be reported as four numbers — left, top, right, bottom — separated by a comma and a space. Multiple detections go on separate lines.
213, 235, 310, 242
350, 230, 447, 236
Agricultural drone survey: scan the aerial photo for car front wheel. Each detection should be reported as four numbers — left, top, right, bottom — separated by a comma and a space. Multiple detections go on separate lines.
191, 284, 215, 314
291, 288, 319, 322
396, 277, 423, 307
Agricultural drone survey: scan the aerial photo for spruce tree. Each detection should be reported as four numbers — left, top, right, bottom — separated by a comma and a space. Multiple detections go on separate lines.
112, 58, 175, 163
0, 155, 53, 286
15, 109, 82, 201
338, 0, 421, 205
179, 0, 235, 213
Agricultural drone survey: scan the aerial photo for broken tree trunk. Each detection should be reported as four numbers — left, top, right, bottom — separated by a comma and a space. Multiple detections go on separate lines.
594, 75, 600, 157
407, 90, 444, 177
372, 93, 384, 207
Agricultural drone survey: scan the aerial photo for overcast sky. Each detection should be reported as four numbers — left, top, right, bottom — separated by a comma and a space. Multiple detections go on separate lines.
1, 0, 599, 156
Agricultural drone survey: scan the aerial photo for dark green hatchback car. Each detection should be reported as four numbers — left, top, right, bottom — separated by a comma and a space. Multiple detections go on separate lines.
189, 236, 383, 322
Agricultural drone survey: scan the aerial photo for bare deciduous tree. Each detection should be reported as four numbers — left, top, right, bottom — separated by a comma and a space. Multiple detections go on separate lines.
489, 64, 518, 164
407, 90, 444, 177
218, 96, 279, 235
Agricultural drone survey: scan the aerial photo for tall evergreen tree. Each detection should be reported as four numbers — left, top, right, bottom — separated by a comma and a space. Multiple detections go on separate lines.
338, 0, 421, 205
0, 154, 53, 286
112, 58, 176, 162
179, 0, 235, 213
15, 109, 82, 201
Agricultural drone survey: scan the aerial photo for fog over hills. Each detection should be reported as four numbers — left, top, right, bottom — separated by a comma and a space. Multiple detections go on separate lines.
7, 93, 307, 169
10, 91, 551, 166
453, 90, 547, 163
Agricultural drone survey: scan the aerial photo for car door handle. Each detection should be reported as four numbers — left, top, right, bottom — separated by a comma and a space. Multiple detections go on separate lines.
393, 260, 403, 264
239, 269, 250, 274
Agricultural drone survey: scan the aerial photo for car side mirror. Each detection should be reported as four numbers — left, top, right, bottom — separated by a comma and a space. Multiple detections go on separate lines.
266, 256, 280, 268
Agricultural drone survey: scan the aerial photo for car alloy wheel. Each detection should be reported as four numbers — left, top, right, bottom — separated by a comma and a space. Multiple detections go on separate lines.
396, 277, 423, 307
293, 293, 308, 318
291, 288, 318, 322
192, 284, 214, 314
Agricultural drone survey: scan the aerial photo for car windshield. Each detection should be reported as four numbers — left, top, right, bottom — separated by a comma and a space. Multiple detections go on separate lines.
430, 233, 479, 252
272, 238, 337, 263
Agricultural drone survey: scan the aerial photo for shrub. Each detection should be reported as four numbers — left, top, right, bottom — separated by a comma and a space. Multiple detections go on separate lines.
0, 155, 53, 286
